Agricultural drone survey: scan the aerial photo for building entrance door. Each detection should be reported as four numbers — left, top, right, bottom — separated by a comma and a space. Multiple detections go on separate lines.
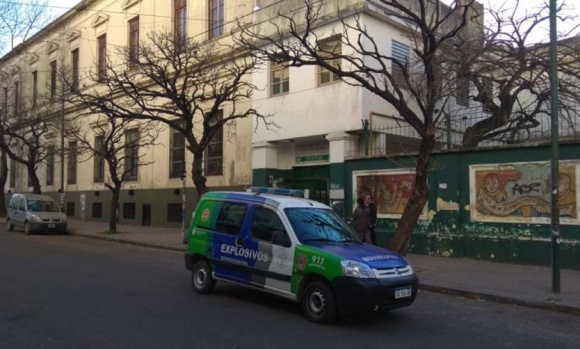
293, 165, 330, 205
295, 179, 329, 205
142, 204, 151, 226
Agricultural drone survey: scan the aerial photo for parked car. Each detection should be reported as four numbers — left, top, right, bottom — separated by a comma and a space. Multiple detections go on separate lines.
184, 187, 418, 324
6, 193, 67, 234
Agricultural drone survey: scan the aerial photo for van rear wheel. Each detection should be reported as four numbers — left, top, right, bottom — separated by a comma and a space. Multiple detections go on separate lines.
302, 280, 338, 324
7, 220, 14, 232
191, 260, 216, 294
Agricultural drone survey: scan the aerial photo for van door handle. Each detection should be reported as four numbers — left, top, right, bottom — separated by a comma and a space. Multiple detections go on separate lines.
235, 237, 245, 246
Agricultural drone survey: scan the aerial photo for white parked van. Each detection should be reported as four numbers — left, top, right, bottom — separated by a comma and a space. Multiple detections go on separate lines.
6, 193, 67, 234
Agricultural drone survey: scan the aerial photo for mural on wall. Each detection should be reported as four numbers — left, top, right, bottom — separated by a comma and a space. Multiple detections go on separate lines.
353, 169, 427, 219
470, 161, 580, 225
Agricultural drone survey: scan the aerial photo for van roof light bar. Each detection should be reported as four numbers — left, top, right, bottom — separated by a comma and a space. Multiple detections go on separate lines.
248, 187, 304, 198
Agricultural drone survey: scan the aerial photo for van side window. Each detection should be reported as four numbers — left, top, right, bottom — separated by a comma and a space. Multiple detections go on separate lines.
214, 202, 247, 236
251, 207, 286, 243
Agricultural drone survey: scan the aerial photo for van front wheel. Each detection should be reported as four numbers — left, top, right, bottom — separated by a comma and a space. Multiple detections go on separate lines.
302, 280, 338, 324
24, 222, 32, 235
191, 260, 216, 294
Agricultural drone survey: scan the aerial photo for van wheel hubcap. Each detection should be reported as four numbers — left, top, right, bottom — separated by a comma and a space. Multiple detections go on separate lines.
308, 290, 326, 315
195, 268, 208, 287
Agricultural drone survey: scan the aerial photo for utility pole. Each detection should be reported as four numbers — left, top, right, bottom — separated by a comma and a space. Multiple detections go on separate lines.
549, 0, 560, 293
181, 171, 187, 244
60, 89, 65, 211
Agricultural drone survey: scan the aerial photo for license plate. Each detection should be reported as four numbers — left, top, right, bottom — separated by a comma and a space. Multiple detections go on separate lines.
395, 286, 412, 299
48, 223, 56, 228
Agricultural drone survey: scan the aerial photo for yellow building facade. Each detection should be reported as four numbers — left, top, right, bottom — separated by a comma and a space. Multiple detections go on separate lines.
1, 0, 257, 226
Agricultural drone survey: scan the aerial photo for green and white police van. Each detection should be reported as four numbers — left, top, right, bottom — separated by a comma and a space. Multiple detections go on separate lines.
184, 188, 418, 323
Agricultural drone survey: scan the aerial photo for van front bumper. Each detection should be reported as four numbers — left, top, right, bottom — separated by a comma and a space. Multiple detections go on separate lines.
331, 274, 419, 314
28, 221, 67, 233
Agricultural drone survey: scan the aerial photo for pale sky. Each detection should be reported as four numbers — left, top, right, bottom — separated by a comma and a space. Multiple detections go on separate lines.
481, 0, 579, 42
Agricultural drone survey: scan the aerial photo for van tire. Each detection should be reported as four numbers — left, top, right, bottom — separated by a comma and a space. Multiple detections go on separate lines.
302, 280, 338, 324
24, 222, 32, 235
191, 260, 216, 294
7, 220, 14, 232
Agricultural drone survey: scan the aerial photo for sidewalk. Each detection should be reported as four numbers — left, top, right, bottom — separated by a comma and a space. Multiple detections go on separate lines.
58, 219, 580, 316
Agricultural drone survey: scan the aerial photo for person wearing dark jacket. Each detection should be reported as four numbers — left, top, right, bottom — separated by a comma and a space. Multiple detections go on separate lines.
353, 197, 372, 243
365, 194, 378, 245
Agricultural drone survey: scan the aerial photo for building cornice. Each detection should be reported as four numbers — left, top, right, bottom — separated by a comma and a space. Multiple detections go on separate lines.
122, 0, 142, 10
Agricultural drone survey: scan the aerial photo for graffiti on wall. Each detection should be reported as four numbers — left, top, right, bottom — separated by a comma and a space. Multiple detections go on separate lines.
353, 169, 427, 219
225, 120, 237, 143
470, 161, 580, 225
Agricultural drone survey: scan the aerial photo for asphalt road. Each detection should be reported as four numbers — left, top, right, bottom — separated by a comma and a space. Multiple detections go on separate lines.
1, 230, 580, 349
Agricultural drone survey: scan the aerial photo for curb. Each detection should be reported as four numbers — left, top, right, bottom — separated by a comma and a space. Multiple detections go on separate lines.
69, 232, 185, 253
68, 231, 580, 317
419, 284, 580, 317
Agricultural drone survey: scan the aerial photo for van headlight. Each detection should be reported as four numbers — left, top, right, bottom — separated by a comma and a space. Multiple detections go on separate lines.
402, 258, 415, 274
61, 213, 67, 222
31, 214, 41, 221
341, 260, 374, 278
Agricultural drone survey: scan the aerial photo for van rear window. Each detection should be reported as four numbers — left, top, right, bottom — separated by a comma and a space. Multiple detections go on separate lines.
214, 202, 247, 236
195, 200, 247, 236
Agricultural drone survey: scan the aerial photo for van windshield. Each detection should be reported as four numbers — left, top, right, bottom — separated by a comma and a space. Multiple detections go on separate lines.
284, 208, 359, 244
27, 200, 60, 212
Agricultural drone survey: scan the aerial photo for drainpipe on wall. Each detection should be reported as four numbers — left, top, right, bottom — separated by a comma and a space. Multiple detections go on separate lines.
60, 91, 65, 211
446, 104, 452, 150
181, 171, 187, 244
361, 119, 369, 156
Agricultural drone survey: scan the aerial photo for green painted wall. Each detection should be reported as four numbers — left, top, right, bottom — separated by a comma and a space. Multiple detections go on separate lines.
292, 165, 330, 181
344, 142, 580, 269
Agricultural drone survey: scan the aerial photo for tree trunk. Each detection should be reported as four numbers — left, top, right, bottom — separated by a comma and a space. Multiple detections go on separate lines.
191, 151, 208, 198
390, 133, 436, 255
28, 164, 42, 194
0, 151, 8, 217
109, 187, 120, 233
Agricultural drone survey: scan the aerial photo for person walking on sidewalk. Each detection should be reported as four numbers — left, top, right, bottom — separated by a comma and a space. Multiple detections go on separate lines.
353, 198, 372, 243
365, 194, 378, 245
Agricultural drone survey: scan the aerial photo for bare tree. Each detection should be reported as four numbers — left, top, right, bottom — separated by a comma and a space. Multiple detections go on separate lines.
459, 1, 580, 146
0, 78, 9, 209
0, 0, 53, 54
66, 113, 161, 233
0, 0, 54, 215
0, 92, 58, 194
65, 31, 269, 198
237, 0, 481, 254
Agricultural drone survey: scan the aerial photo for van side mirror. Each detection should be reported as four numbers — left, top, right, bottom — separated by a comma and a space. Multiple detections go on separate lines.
272, 230, 291, 247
